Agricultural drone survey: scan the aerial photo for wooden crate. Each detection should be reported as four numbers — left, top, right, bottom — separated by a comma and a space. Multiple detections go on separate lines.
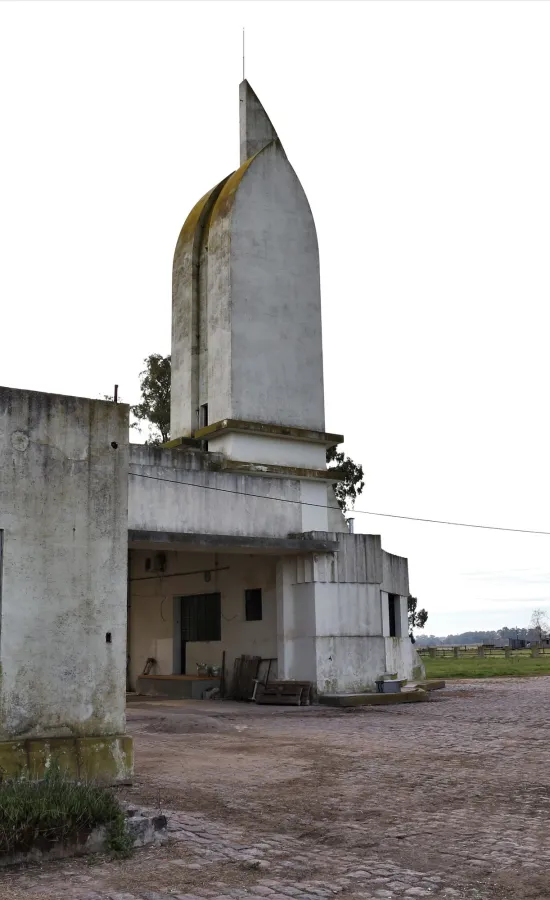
255, 680, 313, 706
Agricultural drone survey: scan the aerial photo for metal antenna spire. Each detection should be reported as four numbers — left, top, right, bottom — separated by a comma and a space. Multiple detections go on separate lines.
243, 27, 245, 81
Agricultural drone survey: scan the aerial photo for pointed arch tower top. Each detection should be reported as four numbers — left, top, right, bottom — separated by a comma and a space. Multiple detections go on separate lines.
239, 80, 280, 164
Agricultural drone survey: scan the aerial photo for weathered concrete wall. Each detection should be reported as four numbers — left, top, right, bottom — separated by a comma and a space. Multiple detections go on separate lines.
128, 445, 332, 537
239, 80, 278, 164
228, 142, 324, 429
129, 549, 277, 690
382, 550, 410, 596
276, 536, 423, 693
0, 387, 129, 739
171, 178, 230, 438
172, 87, 325, 439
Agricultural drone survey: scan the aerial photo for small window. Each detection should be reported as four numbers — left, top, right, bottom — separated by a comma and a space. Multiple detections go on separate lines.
245, 589, 263, 622
152, 552, 167, 573
388, 593, 400, 638
199, 403, 208, 429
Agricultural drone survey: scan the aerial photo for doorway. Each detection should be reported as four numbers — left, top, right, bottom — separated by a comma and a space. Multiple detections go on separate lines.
179, 592, 221, 674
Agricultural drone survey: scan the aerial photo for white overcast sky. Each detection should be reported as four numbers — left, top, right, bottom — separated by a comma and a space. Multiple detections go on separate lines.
2, 0, 550, 636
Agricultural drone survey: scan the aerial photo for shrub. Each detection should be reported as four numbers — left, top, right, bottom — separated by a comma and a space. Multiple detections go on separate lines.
0, 764, 133, 857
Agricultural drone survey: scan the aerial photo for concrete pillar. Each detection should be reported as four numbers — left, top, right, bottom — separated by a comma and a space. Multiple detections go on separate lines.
477, 647, 486, 658
0, 388, 133, 783
453, 647, 460, 658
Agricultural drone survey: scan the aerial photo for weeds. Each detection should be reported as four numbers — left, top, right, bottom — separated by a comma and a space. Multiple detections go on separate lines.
0, 764, 133, 858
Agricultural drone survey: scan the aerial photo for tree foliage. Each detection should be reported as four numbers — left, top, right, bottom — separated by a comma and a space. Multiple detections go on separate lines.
326, 446, 365, 512
407, 594, 428, 643
131, 354, 171, 445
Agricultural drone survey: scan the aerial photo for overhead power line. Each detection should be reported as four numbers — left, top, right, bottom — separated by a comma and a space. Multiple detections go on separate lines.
128, 470, 550, 537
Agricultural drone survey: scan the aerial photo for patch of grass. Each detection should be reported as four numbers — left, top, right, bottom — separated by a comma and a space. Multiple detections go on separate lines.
0, 764, 133, 858
424, 655, 550, 679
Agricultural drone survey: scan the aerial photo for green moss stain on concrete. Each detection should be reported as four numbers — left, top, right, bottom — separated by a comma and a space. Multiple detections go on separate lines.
0, 736, 133, 784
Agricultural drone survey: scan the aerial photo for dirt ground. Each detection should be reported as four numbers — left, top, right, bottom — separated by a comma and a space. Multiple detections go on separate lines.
2, 678, 550, 900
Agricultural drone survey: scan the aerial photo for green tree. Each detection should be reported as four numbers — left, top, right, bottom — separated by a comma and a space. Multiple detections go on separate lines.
408, 594, 428, 643
529, 607, 549, 644
131, 353, 171, 444
326, 446, 365, 513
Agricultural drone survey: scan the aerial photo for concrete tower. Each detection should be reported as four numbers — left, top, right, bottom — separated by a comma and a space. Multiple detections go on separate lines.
171, 82, 338, 478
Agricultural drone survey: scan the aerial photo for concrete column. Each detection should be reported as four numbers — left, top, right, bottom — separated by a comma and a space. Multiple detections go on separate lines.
276, 556, 317, 684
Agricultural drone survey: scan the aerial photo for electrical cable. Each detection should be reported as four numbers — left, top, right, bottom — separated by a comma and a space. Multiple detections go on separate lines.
128, 470, 550, 536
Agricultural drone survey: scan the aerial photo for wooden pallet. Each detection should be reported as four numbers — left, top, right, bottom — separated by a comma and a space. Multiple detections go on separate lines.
231, 655, 262, 701
255, 680, 313, 706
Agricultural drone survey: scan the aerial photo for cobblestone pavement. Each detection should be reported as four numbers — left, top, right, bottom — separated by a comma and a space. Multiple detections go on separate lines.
2, 678, 550, 900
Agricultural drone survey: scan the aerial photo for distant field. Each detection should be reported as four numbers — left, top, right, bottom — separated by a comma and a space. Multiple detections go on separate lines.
423, 654, 550, 679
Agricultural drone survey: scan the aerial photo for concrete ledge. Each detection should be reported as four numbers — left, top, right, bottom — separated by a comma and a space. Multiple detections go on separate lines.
128, 530, 339, 554
191, 418, 344, 447
0, 735, 133, 784
318, 690, 430, 708
219, 458, 344, 482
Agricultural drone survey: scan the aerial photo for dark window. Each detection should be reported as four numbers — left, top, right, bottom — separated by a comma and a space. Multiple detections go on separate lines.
388, 593, 399, 638
245, 588, 263, 621
181, 593, 221, 642
199, 403, 208, 429
152, 552, 167, 573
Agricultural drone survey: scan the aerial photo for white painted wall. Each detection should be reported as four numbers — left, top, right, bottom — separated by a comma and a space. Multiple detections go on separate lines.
0, 387, 128, 739
207, 433, 327, 470
129, 549, 277, 690
300, 481, 329, 532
